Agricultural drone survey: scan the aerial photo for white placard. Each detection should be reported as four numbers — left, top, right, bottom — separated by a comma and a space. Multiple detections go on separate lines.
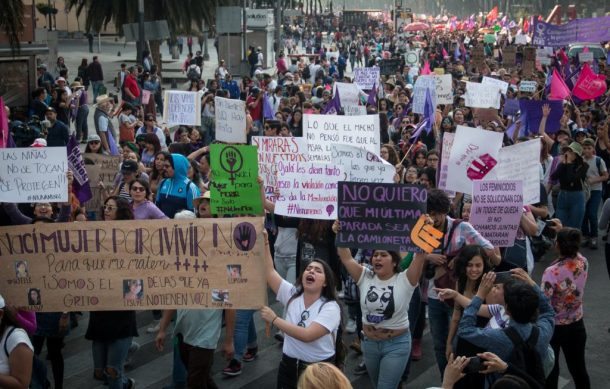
445, 125, 504, 194
536, 48, 553, 65
495, 139, 541, 204
343, 105, 368, 116
333, 82, 361, 106
215, 96, 247, 144
251, 136, 309, 201
0, 147, 68, 203
438, 132, 455, 190
275, 162, 343, 220
162, 91, 201, 126
353, 67, 380, 90
405, 50, 419, 65
413, 75, 437, 114
435, 74, 453, 105
303, 114, 380, 162
331, 144, 395, 183
482, 76, 509, 94
515, 34, 528, 45
579, 52, 594, 63
464, 81, 501, 109
519, 81, 538, 93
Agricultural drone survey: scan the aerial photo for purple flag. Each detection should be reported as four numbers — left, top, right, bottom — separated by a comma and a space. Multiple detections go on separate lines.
503, 98, 520, 116
423, 88, 435, 134
367, 82, 378, 106
108, 130, 120, 156
66, 135, 93, 203
519, 99, 563, 134
505, 122, 518, 139
409, 119, 429, 143
533, 16, 610, 47
322, 88, 341, 115
263, 93, 275, 120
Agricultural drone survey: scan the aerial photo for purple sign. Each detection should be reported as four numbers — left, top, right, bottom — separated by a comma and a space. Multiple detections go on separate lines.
532, 17, 610, 47
503, 98, 520, 116
519, 99, 563, 134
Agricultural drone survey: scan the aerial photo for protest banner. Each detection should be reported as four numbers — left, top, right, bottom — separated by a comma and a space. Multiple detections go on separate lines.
66, 136, 92, 204
514, 34, 528, 45
446, 125, 504, 194
482, 76, 509, 94
336, 182, 428, 252
405, 50, 419, 65
503, 98, 520, 116
331, 144, 395, 183
519, 99, 563, 134
162, 91, 201, 126
0, 147, 68, 203
379, 58, 401, 75
519, 81, 537, 93
437, 132, 455, 191
251, 136, 308, 200
333, 82, 360, 106
0, 217, 267, 311
536, 47, 553, 66
210, 144, 262, 215
274, 162, 343, 220
470, 180, 524, 247
503, 46, 516, 67
475, 108, 499, 127
413, 76, 437, 114
464, 81, 501, 109
353, 67, 380, 90
343, 105, 368, 116
303, 114, 380, 162
532, 16, 610, 47
215, 96, 247, 144
83, 154, 121, 218
496, 139, 541, 205
434, 74, 453, 105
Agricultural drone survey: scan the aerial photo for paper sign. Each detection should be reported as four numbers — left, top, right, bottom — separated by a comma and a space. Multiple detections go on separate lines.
482, 76, 509, 94
464, 81, 501, 109
413, 76, 437, 114
438, 132, 455, 191
514, 34, 528, 45
331, 144, 395, 183
579, 52, 594, 63
0, 147, 68, 203
336, 182, 428, 252
353, 67, 380, 90
536, 48, 553, 65
210, 144, 263, 215
303, 114, 380, 162
434, 74, 453, 105
215, 97, 247, 144
162, 91, 201, 126
496, 139, 541, 205
275, 162, 343, 220
445, 125, 504, 194
471, 46, 485, 67
519, 81, 537, 93
470, 180, 524, 247
343, 105, 368, 116
0, 218, 266, 311
251, 136, 308, 201
83, 154, 121, 218
333, 82, 361, 106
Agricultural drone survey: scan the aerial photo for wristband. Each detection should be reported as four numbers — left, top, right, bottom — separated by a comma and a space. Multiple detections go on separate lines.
271, 316, 278, 326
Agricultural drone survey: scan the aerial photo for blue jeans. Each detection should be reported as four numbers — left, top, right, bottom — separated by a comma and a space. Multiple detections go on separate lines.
428, 297, 453, 378
92, 337, 132, 389
233, 310, 257, 363
91, 81, 104, 101
582, 190, 602, 238
362, 331, 411, 389
556, 190, 586, 229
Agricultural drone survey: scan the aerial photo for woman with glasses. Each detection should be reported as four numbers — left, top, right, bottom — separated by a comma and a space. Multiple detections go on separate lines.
259, 231, 341, 389
84, 134, 106, 154
135, 114, 167, 150
129, 178, 167, 220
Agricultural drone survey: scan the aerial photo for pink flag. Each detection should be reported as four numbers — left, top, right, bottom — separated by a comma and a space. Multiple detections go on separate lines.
442, 48, 449, 57
548, 68, 571, 100
582, 46, 589, 53
573, 63, 607, 100
421, 61, 431, 75
0, 97, 8, 149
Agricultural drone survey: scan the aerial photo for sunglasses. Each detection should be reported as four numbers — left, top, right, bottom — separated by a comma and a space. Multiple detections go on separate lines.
103, 205, 117, 211
131, 186, 146, 192
297, 310, 310, 328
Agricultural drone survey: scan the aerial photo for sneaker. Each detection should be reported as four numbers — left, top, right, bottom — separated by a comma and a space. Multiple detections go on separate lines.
126, 377, 136, 389
274, 331, 284, 343
146, 320, 160, 334
243, 347, 258, 362
354, 360, 367, 375
349, 338, 362, 355
345, 319, 357, 334
222, 359, 242, 376
590, 238, 598, 250
124, 341, 140, 366
411, 338, 422, 361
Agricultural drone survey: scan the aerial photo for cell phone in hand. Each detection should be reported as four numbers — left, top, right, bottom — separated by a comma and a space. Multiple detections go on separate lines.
494, 271, 513, 284
464, 356, 486, 374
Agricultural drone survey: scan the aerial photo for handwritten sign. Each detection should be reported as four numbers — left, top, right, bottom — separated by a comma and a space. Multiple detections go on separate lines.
434, 74, 453, 105
215, 96, 247, 144
303, 114, 380, 162
162, 91, 201, 126
333, 82, 361, 106
379, 58, 401, 75
438, 132, 455, 191
503, 46, 516, 67
464, 81, 501, 109
275, 162, 343, 220
331, 144, 395, 183
495, 139, 541, 204
336, 182, 427, 252
445, 126, 504, 194
210, 144, 262, 215
0, 218, 266, 311
482, 76, 509, 94
251, 136, 308, 200
343, 105, 368, 116
579, 52, 593, 63
353, 67, 380, 90
470, 180, 523, 247
519, 81, 537, 93
471, 46, 485, 68
413, 76, 437, 114
0, 147, 68, 203
83, 154, 121, 218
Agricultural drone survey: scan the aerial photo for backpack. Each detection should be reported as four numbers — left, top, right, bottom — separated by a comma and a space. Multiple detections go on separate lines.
4, 327, 49, 389
248, 51, 258, 66
186, 65, 200, 80
503, 326, 546, 389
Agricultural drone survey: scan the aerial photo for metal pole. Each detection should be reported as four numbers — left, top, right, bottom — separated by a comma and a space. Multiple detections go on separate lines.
242, 0, 247, 62
137, 0, 145, 63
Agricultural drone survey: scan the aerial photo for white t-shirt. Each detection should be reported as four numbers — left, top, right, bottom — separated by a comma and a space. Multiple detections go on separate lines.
358, 268, 416, 330
277, 280, 340, 362
0, 327, 33, 375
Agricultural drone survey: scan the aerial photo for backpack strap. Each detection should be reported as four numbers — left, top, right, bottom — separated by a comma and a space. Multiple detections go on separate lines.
3, 326, 17, 357
442, 219, 463, 255
503, 326, 524, 348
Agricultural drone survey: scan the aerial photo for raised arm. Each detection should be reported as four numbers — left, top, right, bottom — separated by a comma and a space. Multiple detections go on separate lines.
332, 221, 364, 281
263, 230, 283, 294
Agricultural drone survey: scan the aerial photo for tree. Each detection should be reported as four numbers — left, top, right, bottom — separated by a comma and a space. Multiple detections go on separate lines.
0, 0, 25, 54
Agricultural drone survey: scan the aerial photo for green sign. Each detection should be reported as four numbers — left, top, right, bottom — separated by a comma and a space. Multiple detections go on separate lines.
210, 144, 263, 216
484, 33, 496, 44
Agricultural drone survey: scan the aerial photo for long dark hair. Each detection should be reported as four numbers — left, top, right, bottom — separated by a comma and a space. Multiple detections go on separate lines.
453, 245, 492, 294
289, 259, 338, 305
103, 196, 134, 221
297, 220, 333, 243
151, 151, 171, 181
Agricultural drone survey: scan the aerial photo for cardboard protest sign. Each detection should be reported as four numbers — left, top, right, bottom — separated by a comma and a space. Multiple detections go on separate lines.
83, 154, 121, 218
413, 76, 437, 114
434, 74, 453, 105
496, 139, 541, 204
333, 82, 360, 106
274, 162, 343, 220
331, 144, 395, 183
434, 68, 445, 75
336, 182, 428, 252
445, 126, 504, 194
251, 136, 308, 201
215, 96, 247, 144
471, 46, 485, 68
482, 76, 509, 94
210, 144, 263, 215
303, 114, 380, 162
353, 67, 380, 90
502, 46, 516, 67
379, 59, 401, 75
470, 180, 524, 247
0, 217, 266, 311
519, 81, 537, 93
475, 108, 499, 127
343, 105, 368, 116
438, 132, 455, 191
162, 91, 201, 126
0, 147, 68, 203
464, 81, 501, 109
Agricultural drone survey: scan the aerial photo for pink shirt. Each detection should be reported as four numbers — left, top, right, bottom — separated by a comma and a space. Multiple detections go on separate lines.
541, 254, 588, 325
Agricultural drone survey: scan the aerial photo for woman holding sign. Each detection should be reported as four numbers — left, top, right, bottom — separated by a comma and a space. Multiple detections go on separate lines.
333, 221, 428, 389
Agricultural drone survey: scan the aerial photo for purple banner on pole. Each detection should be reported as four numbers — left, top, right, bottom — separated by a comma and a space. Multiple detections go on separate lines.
503, 98, 520, 116
519, 99, 563, 135
532, 17, 610, 47
66, 135, 93, 203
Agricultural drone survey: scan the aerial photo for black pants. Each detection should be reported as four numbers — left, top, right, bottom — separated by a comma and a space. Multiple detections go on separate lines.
545, 319, 590, 389
605, 243, 610, 279
277, 354, 334, 389
32, 336, 64, 389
